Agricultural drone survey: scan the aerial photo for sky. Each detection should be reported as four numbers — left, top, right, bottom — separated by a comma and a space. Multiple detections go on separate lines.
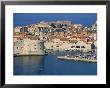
13, 13, 97, 27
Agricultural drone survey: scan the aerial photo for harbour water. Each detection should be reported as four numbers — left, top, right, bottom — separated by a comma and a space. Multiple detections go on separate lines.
14, 54, 97, 75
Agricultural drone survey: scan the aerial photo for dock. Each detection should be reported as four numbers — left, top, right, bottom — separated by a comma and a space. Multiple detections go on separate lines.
57, 56, 97, 63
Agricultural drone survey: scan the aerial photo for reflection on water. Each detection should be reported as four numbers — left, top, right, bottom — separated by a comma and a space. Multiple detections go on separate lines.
14, 56, 45, 75
14, 55, 97, 75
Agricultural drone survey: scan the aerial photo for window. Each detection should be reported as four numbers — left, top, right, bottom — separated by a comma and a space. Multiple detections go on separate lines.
51, 33, 54, 35
40, 44, 42, 46
75, 42, 77, 44
71, 46, 75, 48
17, 47, 18, 49
81, 46, 85, 48
76, 46, 80, 48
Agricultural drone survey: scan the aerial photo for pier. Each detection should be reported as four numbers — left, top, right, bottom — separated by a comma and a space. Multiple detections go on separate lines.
57, 56, 97, 63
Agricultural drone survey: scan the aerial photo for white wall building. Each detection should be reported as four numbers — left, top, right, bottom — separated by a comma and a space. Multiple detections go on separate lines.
14, 38, 45, 55
44, 38, 92, 52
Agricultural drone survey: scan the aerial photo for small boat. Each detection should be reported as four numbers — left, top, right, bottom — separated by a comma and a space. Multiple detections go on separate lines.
39, 68, 44, 71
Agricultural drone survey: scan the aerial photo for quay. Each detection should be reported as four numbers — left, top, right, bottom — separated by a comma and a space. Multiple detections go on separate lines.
57, 56, 97, 63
